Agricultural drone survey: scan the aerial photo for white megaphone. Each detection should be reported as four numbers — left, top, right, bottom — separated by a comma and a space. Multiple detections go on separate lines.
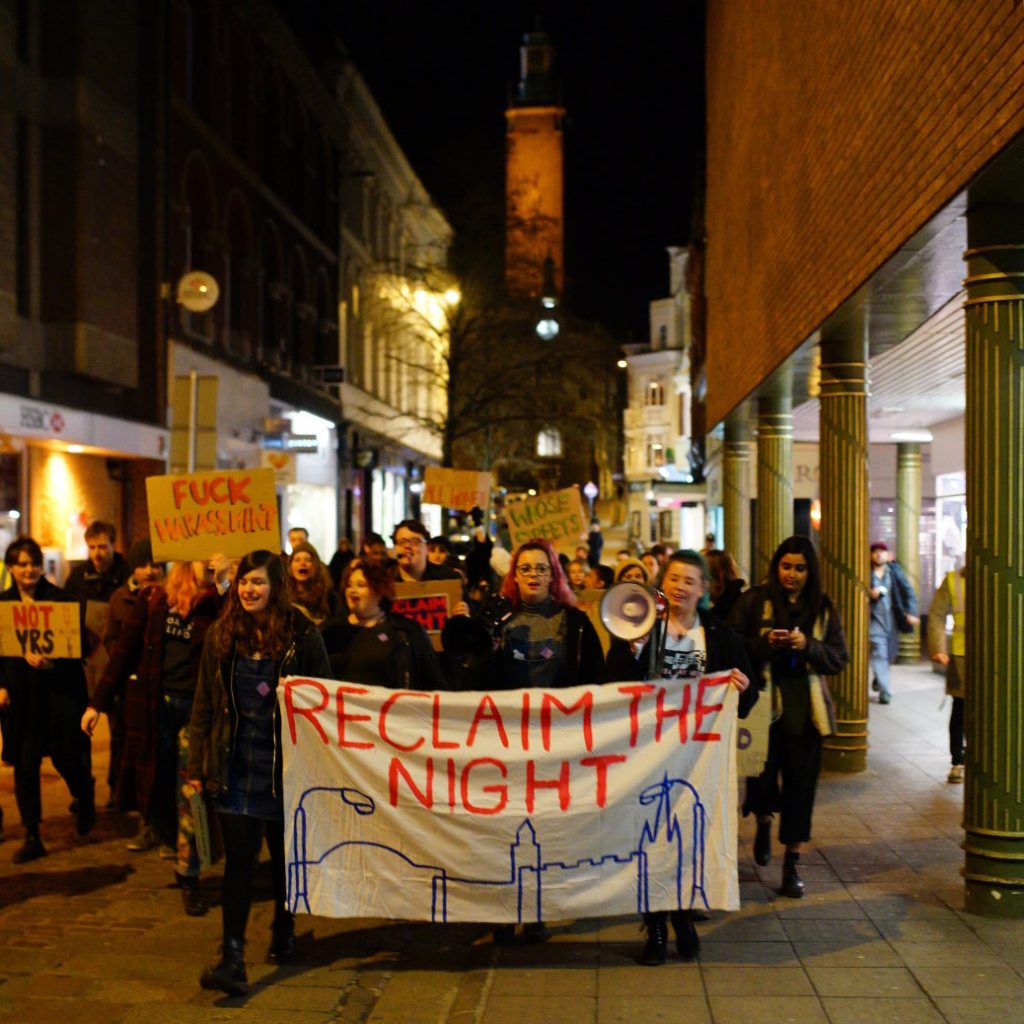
600, 582, 669, 679
600, 582, 659, 641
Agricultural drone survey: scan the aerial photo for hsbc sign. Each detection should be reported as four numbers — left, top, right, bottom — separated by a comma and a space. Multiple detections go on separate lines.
19, 405, 65, 434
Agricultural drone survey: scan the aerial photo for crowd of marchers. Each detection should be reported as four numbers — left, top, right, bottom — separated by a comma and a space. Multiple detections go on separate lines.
0, 514, 963, 991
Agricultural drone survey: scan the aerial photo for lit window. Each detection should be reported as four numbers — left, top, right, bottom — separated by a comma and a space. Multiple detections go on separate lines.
645, 380, 665, 406
537, 428, 562, 457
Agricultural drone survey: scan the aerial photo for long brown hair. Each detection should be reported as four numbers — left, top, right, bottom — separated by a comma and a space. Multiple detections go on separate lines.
287, 541, 332, 619
209, 549, 296, 660
164, 562, 206, 616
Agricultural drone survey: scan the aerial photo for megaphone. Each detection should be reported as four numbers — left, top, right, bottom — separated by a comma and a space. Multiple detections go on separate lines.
600, 582, 659, 641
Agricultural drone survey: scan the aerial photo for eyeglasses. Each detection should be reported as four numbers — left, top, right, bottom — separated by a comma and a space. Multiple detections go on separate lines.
395, 536, 427, 548
517, 564, 551, 578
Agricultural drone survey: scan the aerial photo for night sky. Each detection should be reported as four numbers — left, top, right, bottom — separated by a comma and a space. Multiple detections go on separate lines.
286, 2, 704, 339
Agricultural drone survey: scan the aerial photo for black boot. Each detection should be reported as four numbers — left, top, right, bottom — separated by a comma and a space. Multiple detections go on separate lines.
669, 910, 700, 961
267, 914, 296, 964
640, 912, 668, 966
780, 852, 805, 899
754, 817, 772, 866
13, 830, 46, 864
177, 874, 208, 917
200, 937, 248, 996
75, 783, 96, 837
523, 920, 550, 943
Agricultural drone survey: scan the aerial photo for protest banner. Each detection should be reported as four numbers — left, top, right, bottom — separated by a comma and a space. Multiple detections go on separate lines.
146, 467, 279, 561
736, 680, 770, 777
392, 579, 464, 651
0, 601, 81, 659
504, 487, 587, 555
423, 468, 493, 512
280, 672, 740, 923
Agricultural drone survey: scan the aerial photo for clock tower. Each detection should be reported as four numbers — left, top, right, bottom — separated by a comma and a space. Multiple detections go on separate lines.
505, 30, 565, 298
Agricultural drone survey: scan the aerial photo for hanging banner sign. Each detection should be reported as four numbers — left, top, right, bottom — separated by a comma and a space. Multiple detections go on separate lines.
280, 673, 740, 923
422, 467, 493, 512
505, 486, 587, 555
0, 601, 81, 659
392, 580, 464, 651
146, 467, 280, 561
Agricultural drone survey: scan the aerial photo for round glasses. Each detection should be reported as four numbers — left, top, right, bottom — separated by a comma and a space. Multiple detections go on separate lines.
517, 564, 551, 578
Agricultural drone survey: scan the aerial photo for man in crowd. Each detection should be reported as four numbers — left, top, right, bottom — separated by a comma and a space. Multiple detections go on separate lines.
868, 541, 919, 704
287, 527, 309, 553
392, 520, 469, 617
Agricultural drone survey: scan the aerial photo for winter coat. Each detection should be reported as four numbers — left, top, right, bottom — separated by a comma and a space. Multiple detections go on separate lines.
187, 613, 332, 799
321, 611, 449, 690
605, 608, 758, 719
0, 578, 89, 765
89, 583, 220, 817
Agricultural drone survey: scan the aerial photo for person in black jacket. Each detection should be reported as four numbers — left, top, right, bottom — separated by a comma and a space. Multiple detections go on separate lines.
605, 549, 754, 966
731, 536, 849, 899
188, 549, 332, 996
0, 537, 94, 863
321, 561, 448, 690
706, 549, 746, 623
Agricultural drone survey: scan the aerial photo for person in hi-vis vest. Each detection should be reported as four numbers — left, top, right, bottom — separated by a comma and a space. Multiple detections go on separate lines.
927, 567, 966, 783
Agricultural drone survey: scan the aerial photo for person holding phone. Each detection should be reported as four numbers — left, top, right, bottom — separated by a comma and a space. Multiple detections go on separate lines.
730, 536, 848, 898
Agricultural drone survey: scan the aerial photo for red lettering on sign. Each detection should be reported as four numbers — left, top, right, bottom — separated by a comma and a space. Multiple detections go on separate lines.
389, 757, 433, 808
655, 683, 692, 744
462, 758, 508, 814
378, 691, 428, 752
580, 754, 628, 808
336, 686, 374, 750
525, 759, 571, 812
283, 679, 329, 745
617, 684, 655, 747
466, 694, 509, 748
694, 675, 728, 742
431, 692, 459, 750
540, 690, 594, 752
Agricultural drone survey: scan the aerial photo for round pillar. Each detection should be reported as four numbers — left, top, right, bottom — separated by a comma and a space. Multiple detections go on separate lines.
962, 205, 1024, 917
724, 409, 752, 582
819, 330, 869, 773
755, 369, 793, 584
895, 442, 922, 663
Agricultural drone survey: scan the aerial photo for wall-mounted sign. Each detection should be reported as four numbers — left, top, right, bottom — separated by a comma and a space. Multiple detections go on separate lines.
176, 271, 220, 313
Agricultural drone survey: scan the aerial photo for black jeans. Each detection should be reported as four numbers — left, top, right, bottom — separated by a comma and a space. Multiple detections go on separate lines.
15, 727, 92, 831
949, 696, 965, 765
216, 811, 287, 942
743, 720, 823, 846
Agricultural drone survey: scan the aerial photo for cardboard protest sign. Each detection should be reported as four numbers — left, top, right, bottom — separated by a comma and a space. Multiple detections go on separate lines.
736, 680, 770, 777
0, 602, 81, 659
280, 671, 740, 923
146, 468, 279, 561
575, 588, 612, 655
504, 487, 587, 555
392, 580, 464, 651
422, 468, 493, 512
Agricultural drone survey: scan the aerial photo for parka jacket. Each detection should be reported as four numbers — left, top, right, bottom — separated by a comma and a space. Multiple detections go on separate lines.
187, 613, 331, 798
90, 583, 220, 816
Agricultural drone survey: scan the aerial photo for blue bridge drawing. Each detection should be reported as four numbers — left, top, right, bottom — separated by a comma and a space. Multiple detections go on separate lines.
286, 774, 710, 922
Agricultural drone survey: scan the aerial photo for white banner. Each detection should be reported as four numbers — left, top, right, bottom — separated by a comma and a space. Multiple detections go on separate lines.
280, 674, 740, 924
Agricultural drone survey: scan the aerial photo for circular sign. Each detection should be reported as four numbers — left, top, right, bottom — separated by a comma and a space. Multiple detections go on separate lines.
583, 480, 598, 500
176, 271, 220, 312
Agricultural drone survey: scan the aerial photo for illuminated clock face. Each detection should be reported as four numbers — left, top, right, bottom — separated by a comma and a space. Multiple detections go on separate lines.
535, 318, 559, 341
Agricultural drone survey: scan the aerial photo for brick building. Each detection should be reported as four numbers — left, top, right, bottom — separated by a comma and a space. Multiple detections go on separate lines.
701, 0, 1024, 916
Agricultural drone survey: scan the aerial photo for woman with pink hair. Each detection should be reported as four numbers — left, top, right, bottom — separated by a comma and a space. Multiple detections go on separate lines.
492, 538, 605, 691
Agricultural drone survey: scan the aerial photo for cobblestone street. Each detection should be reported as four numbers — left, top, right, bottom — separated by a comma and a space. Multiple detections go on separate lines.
1, 663, 1021, 1024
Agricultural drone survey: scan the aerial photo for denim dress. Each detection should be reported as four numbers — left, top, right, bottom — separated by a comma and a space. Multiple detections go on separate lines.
216, 655, 281, 821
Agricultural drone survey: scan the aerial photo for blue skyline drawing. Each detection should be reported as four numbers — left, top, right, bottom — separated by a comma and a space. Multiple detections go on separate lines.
286, 773, 710, 922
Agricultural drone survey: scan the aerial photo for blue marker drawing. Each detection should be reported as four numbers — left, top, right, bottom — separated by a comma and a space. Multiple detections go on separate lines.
286, 772, 709, 922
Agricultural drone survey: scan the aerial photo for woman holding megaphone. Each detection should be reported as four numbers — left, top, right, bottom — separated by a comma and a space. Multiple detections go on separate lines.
604, 549, 756, 966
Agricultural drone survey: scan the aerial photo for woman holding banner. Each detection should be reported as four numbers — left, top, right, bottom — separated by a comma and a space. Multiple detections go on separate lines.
731, 536, 848, 901
605, 549, 755, 965
321, 561, 447, 689
188, 549, 331, 997
83, 560, 222, 915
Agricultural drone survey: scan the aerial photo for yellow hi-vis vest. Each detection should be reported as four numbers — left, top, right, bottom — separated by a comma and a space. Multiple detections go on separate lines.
947, 570, 965, 657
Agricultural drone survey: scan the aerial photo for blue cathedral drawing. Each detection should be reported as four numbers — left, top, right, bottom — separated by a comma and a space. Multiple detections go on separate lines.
286, 774, 710, 922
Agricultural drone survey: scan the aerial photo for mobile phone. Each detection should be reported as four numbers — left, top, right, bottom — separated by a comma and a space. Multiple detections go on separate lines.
769, 629, 790, 641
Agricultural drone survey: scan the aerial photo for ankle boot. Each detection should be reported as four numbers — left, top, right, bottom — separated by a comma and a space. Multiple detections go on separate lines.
640, 912, 668, 966
669, 909, 700, 961
267, 914, 296, 964
200, 937, 248, 996
780, 853, 805, 899
754, 817, 772, 866
75, 783, 96, 836
177, 874, 208, 917
13, 830, 46, 864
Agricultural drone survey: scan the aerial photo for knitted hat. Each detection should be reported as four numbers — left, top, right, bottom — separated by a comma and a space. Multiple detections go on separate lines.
127, 538, 154, 570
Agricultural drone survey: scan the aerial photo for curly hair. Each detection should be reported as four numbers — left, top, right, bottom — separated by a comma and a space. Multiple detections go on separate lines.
164, 561, 208, 617
499, 538, 577, 610
342, 560, 395, 607
209, 549, 296, 660
287, 541, 333, 620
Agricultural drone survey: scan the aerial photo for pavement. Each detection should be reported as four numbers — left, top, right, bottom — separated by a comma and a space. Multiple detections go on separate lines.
1, 662, 1021, 1024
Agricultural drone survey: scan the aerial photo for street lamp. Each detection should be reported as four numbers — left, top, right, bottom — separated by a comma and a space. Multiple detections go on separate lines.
535, 254, 560, 340
583, 480, 598, 518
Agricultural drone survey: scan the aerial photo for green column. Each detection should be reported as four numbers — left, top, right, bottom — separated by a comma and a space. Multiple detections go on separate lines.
724, 409, 752, 582
755, 369, 793, 584
962, 206, 1024, 918
818, 328, 869, 773
896, 442, 922, 663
